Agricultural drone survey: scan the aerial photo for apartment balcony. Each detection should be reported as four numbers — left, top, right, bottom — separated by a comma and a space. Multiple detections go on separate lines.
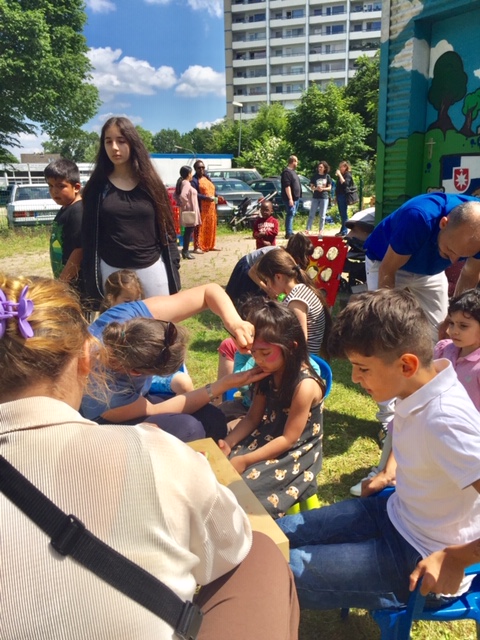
308, 70, 346, 82
309, 50, 348, 63
309, 13, 347, 25
270, 71, 306, 83
269, 53, 305, 64
348, 47, 379, 59
232, 55, 268, 66
269, 16, 306, 28
233, 74, 267, 85
350, 8, 382, 20
269, 0, 305, 9
232, 34, 267, 46
231, 0, 266, 10
349, 27, 381, 39
270, 35, 306, 46
270, 91, 303, 101
232, 19, 267, 30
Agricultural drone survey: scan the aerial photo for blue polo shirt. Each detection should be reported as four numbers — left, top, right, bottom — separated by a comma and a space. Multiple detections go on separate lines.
81, 301, 153, 420
364, 193, 480, 275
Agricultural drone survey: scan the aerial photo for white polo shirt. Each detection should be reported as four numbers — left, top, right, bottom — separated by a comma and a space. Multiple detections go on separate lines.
387, 359, 480, 561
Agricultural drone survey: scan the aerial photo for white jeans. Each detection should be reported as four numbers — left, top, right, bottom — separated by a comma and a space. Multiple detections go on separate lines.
365, 257, 448, 340
101, 257, 169, 298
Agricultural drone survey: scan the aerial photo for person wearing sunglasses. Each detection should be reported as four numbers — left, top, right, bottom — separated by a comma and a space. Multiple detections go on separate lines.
80, 282, 264, 443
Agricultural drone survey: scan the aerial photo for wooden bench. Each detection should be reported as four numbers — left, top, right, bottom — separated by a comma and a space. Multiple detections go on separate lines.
188, 438, 289, 561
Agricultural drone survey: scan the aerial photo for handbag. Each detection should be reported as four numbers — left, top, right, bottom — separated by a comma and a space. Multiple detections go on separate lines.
345, 184, 359, 205
180, 210, 196, 227
0, 454, 202, 640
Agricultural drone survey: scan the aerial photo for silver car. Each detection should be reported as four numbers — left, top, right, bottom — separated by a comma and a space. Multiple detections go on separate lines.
7, 184, 60, 228
211, 178, 264, 222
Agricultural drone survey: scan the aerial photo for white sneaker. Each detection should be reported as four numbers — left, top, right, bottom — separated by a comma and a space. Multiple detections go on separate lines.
350, 468, 378, 497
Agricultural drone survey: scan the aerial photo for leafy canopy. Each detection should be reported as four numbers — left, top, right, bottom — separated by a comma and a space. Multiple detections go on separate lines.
286, 84, 369, 173
0, 0, 100, 157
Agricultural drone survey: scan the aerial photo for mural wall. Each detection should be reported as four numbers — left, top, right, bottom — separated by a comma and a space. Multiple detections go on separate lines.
376, 0, 480, 218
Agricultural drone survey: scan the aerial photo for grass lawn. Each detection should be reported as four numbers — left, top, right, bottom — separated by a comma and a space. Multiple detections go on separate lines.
0, 220, 477, 640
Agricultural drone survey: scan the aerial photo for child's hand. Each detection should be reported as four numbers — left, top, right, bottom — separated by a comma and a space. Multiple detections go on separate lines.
230, 455, 248, 474
218, 439, 231, 457
361, 471, 396, 497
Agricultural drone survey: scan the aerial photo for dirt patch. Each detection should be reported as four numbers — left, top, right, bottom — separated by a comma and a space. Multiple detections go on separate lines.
0, 232, 273, 289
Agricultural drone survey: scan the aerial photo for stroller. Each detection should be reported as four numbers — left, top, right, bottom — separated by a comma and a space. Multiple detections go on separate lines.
229, 191, 278, 232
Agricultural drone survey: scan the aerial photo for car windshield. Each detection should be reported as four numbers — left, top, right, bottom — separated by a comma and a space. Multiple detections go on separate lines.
214, 179, 256, 193
14, 186, 51, 201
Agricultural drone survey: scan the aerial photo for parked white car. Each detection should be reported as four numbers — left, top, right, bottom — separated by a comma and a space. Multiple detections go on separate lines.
7, 184, 60, 228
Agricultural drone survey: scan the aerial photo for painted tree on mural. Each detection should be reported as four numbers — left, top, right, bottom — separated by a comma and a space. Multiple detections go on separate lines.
460, 88, 480, 137
428, 52, 467, 133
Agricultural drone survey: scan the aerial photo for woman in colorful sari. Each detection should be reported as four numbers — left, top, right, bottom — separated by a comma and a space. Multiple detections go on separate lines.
191, 159, 221, 253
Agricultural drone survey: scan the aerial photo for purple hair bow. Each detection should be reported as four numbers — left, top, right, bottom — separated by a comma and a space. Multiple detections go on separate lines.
0, 285, 35, 339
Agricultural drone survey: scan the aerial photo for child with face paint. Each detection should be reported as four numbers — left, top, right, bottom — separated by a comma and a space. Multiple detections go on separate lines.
219, 299, 325, 518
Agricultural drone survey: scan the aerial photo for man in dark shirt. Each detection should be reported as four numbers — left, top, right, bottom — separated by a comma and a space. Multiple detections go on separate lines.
281, 155, 301, 239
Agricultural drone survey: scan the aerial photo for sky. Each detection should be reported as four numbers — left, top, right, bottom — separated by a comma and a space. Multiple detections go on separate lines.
12, 0, 227, 157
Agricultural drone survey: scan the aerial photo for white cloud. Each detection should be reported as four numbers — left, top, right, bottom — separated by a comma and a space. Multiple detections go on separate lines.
390, 38, 455, 79
187, 0, 223, 18
391, 38, 429, 77
196, 118, 224, 129
87, 47, 177, 101
143, 0, 223, 18
6, 130, 50, 160
429, 40, 454, 77
475, 68, 480, 79
86, 0, 116, 14
176, 65, 226, 97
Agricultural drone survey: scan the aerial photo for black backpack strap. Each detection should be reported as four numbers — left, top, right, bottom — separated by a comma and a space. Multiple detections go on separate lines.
0, 455, 202, 640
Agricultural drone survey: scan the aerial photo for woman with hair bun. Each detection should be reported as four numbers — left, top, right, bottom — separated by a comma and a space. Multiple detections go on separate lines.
0, 273, 299, 640
81, 282, 266, 443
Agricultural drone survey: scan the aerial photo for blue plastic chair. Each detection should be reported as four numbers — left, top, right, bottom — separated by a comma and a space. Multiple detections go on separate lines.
371, 563, 480, 639
309, 354, 333, 399
224, 355, 333, 402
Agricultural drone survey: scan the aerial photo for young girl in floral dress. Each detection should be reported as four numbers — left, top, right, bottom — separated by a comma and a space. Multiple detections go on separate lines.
219, 299, 325, 518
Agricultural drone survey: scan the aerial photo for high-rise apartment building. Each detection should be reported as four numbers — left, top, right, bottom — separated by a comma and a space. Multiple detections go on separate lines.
225, 0, 382, 120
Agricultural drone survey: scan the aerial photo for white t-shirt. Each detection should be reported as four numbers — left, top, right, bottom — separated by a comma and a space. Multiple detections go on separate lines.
387, 360, 480, 592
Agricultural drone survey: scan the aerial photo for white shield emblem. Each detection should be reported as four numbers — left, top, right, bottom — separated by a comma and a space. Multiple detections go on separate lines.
453, 167, 470, 192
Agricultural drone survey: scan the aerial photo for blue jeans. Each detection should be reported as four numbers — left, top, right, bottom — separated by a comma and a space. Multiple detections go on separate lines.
336, 193, 348, 234
283, 199, 299, 236
306, 198, 329, 232
277, 495, 421, 611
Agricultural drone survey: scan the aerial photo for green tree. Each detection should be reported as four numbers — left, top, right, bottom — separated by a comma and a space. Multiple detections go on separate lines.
239, 135, 291, 176
460, 88, 480, 137
345, 53, 380, 156
43, 130, 100, 162
428, 52, 467, 133
286, 84, 369, 172
152, 129, 182, 153
136, 126, 154, 152
0, 0, 100, 156
249, 103, 288, 141
0, 149, 19, 164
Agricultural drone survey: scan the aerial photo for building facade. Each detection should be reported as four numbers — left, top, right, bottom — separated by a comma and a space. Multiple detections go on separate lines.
376, 0, 480, 218
225, 0, 382, 120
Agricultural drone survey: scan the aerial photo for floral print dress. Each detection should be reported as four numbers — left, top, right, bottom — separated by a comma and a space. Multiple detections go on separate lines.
229, 369, 324, 519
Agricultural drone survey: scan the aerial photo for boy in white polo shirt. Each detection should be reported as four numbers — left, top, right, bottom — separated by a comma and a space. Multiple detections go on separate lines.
278, 288, 480, 611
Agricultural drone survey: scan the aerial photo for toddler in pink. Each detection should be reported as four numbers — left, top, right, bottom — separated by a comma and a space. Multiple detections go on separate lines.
434, 288, 480, 411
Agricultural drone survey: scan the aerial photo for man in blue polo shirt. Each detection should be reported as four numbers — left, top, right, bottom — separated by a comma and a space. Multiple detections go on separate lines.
364, 193, 480, 336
